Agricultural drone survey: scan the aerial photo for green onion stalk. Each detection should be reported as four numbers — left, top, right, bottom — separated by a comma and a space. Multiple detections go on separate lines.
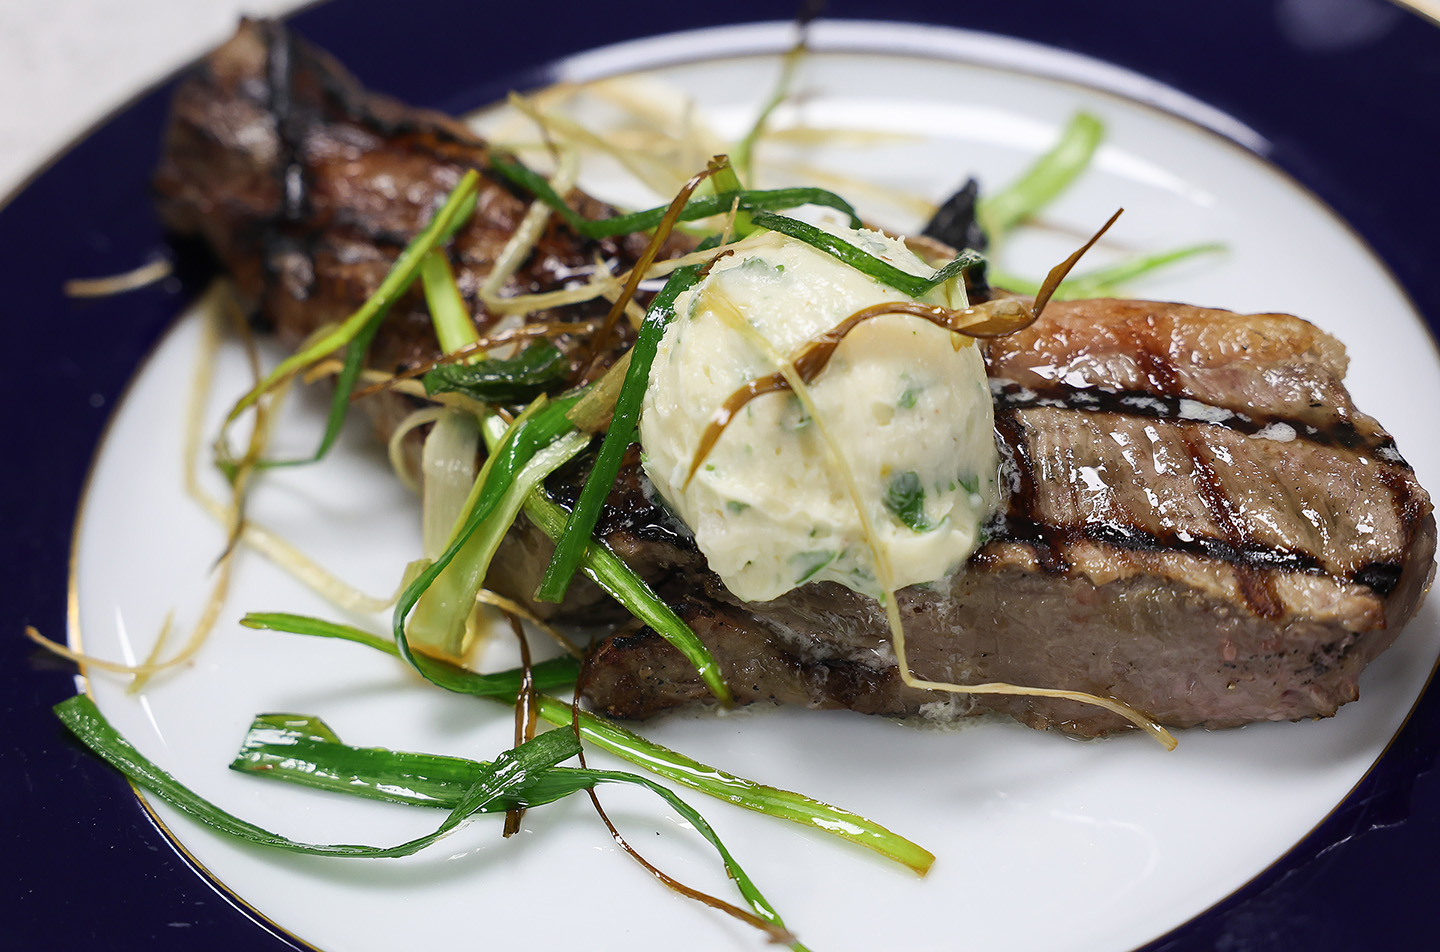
976, 111, 1224, 297
55, 693, 576, 860
978, 112, 1103, 244
989, 242, 1226, 301
228, 712, 799, 944
240, 610, 934, 875
220, 170, 480, 470
534, 265, 703, 605
491, 153, 861, 235
53, 695, 801, 945
394, 395, 586, 672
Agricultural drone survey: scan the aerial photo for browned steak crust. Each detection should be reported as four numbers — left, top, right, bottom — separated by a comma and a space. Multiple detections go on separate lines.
153, 19, 666, 443
582, 300, 1435, 735
153, 19, 685, 619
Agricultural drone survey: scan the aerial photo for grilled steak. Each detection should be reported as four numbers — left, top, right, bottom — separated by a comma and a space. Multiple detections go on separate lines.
584, 300, 1435, 734
156, 23, 1435, 738
154, 19, 665, 446
154, 19, 682, 618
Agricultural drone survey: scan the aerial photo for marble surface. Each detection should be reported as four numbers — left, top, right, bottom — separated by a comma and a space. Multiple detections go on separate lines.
0, 0, 307, 201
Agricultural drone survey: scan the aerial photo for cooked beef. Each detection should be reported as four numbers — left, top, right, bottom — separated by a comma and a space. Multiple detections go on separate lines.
582, 300, 1435, 735
154, 19, 687, 618
156, 23, 1434, 738
154, 19, 671, 445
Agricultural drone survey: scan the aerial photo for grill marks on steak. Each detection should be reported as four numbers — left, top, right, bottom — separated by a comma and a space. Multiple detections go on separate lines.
153, 20, 668, 440
981, 302, 1426, 617
583, 299, 1434, 735
153, 19, 693, 622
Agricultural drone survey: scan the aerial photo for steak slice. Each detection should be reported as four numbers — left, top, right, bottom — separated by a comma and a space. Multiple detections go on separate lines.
153, 19, 673, 446
154, 19, 691, 619
582, 299, 1435, 735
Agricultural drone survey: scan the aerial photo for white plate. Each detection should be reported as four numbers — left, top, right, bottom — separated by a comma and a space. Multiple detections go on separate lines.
72, 22, 1440, 952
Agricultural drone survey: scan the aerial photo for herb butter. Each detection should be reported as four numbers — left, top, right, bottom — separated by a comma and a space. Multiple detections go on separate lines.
640, 225, 998, 603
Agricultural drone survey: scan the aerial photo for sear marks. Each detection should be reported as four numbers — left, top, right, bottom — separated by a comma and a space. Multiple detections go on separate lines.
154, 19, 676, 445
583, 300, 1434, 735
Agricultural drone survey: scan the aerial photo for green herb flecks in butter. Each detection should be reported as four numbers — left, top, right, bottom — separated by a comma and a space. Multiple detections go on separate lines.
792, 549, 838, 584
885, 471, 936, 532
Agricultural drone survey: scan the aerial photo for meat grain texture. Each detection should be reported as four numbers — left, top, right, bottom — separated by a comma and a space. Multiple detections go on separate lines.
156, 21, 1435, 738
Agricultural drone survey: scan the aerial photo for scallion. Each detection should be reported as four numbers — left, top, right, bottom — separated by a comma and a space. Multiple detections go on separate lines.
979, 111, 1104, 242
404, 399, 590, 659
421, 342, 570, 404
748, 209, 983, 298
229, 713, 800, 944
239, 612, 581, 697
989, 241, 1226, 300
224, 615, 933, 875
224, 170, 480, 428
491, 154, 860, 235
420, 248, 480, 355
535, 265, 703, 604
53, 694, 577, 859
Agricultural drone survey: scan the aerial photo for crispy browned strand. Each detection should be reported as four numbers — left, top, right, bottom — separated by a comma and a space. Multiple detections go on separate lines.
154, 19, 677, 440
581, 299, 1435, 735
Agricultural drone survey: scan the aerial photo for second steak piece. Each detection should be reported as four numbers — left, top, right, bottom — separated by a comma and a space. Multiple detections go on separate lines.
582, 299, 1436, 736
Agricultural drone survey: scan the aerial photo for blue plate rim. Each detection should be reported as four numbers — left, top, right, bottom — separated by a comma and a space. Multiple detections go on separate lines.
4, 1, 1438, 949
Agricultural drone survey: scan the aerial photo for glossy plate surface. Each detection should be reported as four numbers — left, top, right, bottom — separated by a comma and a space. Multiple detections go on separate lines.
5, 2, 1439, 950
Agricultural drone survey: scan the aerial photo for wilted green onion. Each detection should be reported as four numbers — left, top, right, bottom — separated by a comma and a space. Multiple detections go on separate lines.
391, 394, 576, 675
225, 170, 480, 428
732, 36, 808, 185
990, 241, 1227, 301
404, 399, 590, 659
467, 404, 731, 706
706, 156, 755, 237
247, 609, 932, 874
535, 265, 702, 605
530, 694, 934, 876
53, 693, 576, 859
392, 393, 729, 701
749, 209, 983, 298
421, 249, 480, 356
229, 713, 799, 944
239, 612, 581, 696
979, 111, 1103, 242
422, 342, 570, 403
491, 154, 860, 235
522, 488, 733, 704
